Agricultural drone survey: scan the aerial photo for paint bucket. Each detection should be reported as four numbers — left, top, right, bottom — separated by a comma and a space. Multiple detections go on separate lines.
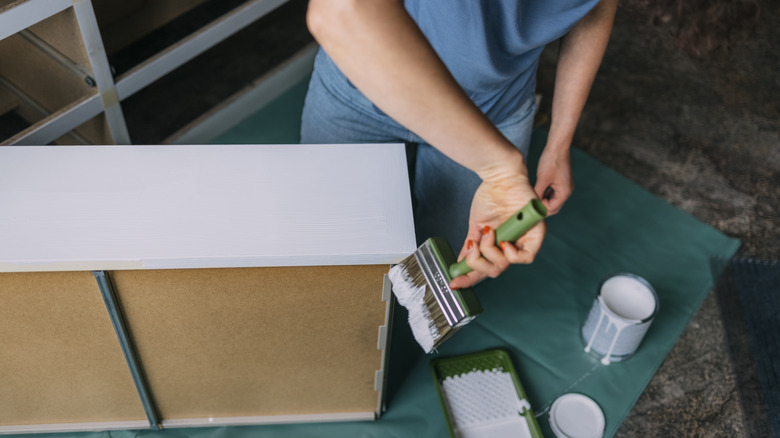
581, 273, 658, 364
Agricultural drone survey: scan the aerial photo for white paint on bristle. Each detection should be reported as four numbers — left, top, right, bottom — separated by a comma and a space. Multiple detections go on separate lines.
388, 264, 439, 353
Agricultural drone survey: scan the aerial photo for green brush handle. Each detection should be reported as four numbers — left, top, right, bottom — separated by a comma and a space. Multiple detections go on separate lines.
448, 199, 547, 278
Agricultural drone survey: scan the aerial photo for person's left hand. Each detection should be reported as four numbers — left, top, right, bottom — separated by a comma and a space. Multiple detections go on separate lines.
534, 145, 573, 215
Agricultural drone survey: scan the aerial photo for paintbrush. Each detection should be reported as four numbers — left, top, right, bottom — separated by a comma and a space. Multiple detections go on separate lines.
389, 199, 547, 353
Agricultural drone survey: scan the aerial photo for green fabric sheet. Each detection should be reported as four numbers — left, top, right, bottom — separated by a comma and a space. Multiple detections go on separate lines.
210, 77, 309, 145
20, 81, 738, 438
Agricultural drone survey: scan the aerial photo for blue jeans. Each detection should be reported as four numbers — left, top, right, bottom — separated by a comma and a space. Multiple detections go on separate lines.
301, 50, 536, 248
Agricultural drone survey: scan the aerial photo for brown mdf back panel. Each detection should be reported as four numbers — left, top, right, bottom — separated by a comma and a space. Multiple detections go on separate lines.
110, 265, 389, 420
0, 10, 95, 114
27, 6, 92, 67
0, 271, 147, 425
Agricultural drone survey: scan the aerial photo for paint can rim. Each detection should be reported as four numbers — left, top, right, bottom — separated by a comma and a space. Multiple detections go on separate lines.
597, 273, 659, 323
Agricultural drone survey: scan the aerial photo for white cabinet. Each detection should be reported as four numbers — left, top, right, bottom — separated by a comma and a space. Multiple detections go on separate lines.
0, 143, 416, 433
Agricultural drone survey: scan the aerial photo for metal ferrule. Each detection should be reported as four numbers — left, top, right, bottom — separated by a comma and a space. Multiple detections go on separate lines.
414, 241, 470, 327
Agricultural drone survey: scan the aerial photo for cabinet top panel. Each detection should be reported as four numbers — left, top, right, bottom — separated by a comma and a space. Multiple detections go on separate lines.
0, 143, 416, 272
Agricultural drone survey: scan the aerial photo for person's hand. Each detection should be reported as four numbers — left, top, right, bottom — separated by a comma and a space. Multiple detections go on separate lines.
534, 145, 573, 215
449, 162, 546, 290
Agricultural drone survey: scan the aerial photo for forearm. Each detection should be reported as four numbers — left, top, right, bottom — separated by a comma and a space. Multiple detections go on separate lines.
306, 0, 525, 180
548, 0, 619, 151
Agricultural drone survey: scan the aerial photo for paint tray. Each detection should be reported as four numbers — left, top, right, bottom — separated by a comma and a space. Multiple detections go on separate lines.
430, 349, 543, 438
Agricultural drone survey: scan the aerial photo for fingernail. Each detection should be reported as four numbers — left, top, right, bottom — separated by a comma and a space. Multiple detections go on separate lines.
499, 241, 507, 251
482, 226, 492, 236
467, 240, 474, 250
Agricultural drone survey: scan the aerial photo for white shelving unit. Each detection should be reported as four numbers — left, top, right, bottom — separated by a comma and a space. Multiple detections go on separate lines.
0, 0, 315, 146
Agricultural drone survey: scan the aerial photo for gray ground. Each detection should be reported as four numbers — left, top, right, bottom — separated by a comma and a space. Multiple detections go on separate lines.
537, 2, 778, 436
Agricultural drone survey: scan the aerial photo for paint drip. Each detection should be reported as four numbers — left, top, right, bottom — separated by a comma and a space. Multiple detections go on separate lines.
581, 274, 658, 364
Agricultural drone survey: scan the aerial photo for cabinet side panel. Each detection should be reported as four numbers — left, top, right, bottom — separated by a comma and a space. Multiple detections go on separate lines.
110, 265, 388, 419
0, 271, 147, 426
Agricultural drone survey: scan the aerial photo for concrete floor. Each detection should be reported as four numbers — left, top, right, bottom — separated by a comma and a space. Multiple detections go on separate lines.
120, 0, 778, 435
536, 2, 778, 436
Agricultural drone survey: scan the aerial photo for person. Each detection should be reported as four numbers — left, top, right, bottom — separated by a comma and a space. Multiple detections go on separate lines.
301, 0, 619, 289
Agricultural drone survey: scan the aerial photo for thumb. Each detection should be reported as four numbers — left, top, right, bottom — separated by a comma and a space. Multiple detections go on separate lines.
537, 185, 565, 216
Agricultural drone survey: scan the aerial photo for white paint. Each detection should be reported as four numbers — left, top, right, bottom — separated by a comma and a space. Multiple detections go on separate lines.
388, 264, 437, 353
0, 144, 416, 272
600, 275, 656, 321
583, 296, 633, 365
440, 369, 533, 438
583, 310, 605, 354
595, 306, 632, 366
549, 393, 604, 438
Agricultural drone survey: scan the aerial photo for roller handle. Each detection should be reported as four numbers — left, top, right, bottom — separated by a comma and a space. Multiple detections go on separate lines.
448, 198, 547, 278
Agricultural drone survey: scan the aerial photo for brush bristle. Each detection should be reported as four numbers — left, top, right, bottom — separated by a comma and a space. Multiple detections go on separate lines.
389, 254, 454, 353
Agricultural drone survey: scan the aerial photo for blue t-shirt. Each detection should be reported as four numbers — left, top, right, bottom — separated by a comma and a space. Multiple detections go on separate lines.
405, 0, 600, 122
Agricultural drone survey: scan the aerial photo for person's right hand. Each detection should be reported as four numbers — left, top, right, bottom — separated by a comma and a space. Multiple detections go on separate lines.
449, 157, 546, 290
